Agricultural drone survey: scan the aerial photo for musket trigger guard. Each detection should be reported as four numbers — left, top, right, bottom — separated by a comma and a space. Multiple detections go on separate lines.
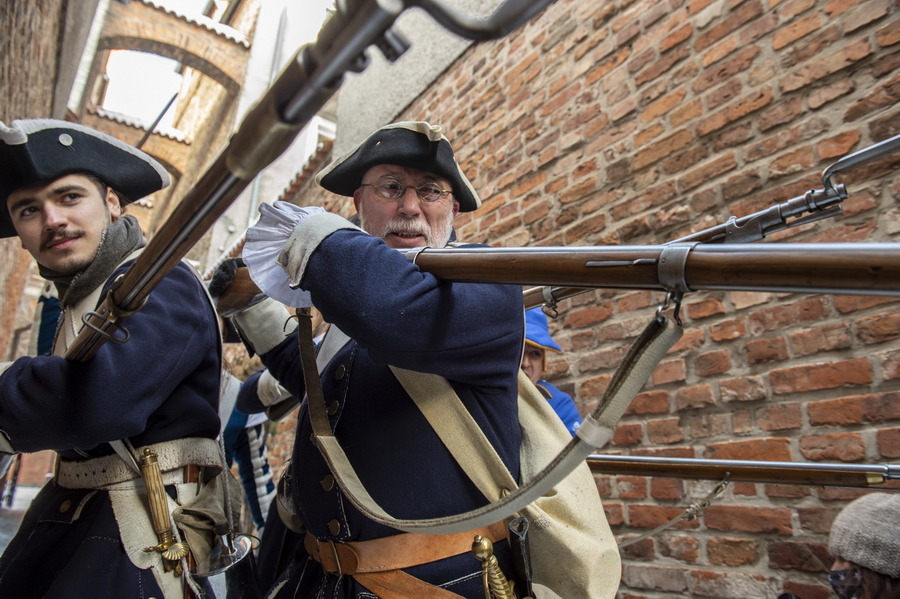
81, 311, 131, 344
541, 287, 558, 318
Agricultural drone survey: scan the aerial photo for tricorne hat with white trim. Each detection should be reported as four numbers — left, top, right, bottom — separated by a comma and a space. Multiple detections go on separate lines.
0, 119, 170, 238
315, 121, 481, 212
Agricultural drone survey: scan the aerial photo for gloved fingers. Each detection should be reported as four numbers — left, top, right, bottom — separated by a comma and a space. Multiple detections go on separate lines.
208, 257, 246, 298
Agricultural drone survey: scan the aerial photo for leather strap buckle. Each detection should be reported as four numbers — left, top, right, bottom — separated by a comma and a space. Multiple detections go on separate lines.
308, 535, 360, 576
325, 539, 343, 577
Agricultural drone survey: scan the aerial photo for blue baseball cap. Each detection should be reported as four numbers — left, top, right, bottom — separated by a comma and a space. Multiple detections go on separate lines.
525, 308, 562, 353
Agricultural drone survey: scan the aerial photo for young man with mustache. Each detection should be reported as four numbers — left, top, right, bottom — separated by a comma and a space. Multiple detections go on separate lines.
0, 119, 226, 599
222, 122, 531, 598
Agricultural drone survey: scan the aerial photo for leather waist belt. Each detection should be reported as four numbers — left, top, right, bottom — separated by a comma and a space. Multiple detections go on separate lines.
304, 521, 508, 599
57, 437, 223, 489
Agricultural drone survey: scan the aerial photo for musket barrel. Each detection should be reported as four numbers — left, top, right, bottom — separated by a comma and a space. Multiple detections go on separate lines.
587, 454, 898, 488
685, 243, 900, 296
116, 161, 242, 311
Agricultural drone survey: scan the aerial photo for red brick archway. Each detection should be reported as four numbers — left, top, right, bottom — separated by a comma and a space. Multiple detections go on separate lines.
88, 0, 250, 102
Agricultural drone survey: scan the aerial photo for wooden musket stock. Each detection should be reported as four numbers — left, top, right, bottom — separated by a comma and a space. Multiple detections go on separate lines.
406, 242, 900, 296
402, 243, 900, 296
587, 454, 900, 488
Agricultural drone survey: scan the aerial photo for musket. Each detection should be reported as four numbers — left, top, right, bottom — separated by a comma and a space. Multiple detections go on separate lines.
587, 454, 900, 489
62, 0, 557, 362
403, 138, 900, 310
213, 134, 900, 316
401, 241, 900, 300
218, 241, 900, 315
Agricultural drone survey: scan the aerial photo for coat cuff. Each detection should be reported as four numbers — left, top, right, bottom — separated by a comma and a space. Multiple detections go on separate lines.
231, 297, 296, 355
277, 212, 361, 288
256, 369, 293, 407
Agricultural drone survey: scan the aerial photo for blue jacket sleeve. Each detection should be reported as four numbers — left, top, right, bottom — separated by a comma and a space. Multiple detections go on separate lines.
296, 230, 524, 391
236, 369, 265, 414
537, 380, 583, 436
0, 262, 222, 454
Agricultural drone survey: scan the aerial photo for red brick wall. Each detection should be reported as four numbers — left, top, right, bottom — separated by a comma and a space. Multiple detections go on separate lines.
0, 1, 70, 489
269, 0, 899, 594
257, 0, 900, 596
0, 0, 67, 361
387, 0, 899, 595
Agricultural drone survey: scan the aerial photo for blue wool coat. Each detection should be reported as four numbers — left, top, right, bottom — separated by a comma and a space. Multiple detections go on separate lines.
0, 261, 222, 598
248, 229, 524, 599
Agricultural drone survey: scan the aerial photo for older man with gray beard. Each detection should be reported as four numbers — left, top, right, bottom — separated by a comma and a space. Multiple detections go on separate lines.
220, 121, 526, 599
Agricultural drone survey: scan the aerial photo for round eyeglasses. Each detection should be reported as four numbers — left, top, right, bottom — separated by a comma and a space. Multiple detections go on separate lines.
360, 180, 452, 203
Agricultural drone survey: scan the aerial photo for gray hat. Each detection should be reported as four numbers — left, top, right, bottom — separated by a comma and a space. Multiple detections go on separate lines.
0, 119, 170, 238
828, 492, 900, 578
316, 121, 480, 212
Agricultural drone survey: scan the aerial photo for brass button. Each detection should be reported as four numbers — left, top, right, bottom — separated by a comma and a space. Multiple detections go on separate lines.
321, 474, 335, 492
334, 365, 346, 380
327, 401, 340, 416
328, 519, 341, 535
59, 499, 71, 513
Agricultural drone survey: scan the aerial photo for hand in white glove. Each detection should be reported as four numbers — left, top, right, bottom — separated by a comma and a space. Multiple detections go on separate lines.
242, 202, 325, 308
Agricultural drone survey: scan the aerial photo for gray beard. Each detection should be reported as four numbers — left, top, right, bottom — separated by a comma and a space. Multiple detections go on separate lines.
358, 206, 455, 248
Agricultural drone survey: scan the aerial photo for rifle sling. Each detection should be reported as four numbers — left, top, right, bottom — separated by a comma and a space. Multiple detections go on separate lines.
296, 309, 681, 535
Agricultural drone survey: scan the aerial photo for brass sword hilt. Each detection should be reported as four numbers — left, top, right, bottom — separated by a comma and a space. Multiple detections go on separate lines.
140, 448, 190, 573
472, 534, 520, 599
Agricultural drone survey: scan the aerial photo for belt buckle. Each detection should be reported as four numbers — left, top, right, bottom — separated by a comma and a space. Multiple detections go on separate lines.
320, 539, 344, 577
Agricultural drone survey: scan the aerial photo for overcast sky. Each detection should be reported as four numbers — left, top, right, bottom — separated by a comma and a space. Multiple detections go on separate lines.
102, 0, 332, 129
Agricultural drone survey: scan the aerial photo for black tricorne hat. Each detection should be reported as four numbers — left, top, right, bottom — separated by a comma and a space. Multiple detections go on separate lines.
0, 119, 170, 238
316, 121, 481, 212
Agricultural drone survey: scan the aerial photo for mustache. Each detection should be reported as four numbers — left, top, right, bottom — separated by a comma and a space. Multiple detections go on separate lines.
40, 229, 84, 252
379, 217, 430, 238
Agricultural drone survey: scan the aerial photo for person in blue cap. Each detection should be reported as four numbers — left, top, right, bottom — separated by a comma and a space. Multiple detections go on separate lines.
521, 308, 583, 436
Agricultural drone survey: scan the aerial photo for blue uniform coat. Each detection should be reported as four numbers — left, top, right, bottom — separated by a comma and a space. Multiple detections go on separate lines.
0, 261, 221, 598
250, 229, 524, 598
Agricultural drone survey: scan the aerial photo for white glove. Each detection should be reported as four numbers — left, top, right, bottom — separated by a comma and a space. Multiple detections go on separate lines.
242, 202, 325, 308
